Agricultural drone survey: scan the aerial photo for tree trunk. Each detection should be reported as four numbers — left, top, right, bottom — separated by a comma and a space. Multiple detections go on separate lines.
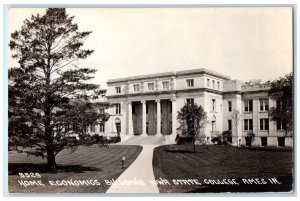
193, 139, 196, 153
47, 146, 57, 170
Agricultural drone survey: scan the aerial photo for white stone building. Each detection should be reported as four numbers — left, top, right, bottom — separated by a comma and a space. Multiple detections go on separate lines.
93, 68, 292, 147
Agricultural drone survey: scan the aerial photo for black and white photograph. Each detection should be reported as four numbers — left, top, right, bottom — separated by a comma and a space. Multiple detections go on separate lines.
5, 5, 294, 194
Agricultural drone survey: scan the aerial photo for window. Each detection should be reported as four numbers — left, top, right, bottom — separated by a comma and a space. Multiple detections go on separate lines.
260, 118, 269, 130
115, 103, 121, 114
162, 81, 169, 90
277, 120, 287, 130
115, 86, 121, 94
261, 137, 268, 146
259, 99, 269, 111
170, 102, 172, 113
186, 79, 194, 87
278, 137, 285, 147
212, 80, 215, 88
132, 105, 135, 114
90, 125, 95, 132
244, 119, 253, 130
99, 108, 105, 114
146, 103, 148, 114
207, 79, 210, 87
217, 81, 220, 90
244, 100, 253, 112
148, 83, 154, 91
100, 123, 105, 132
133, 84, 140, 92
146, 122, 149, 134
228, 101, 232, 112
116, 123, 121, 133
228, 120, 232, 131
186, 98, 194, 106
212, 99, 216, 111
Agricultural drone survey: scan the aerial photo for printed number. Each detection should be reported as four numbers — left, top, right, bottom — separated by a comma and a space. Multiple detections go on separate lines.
19, 172, 41, 178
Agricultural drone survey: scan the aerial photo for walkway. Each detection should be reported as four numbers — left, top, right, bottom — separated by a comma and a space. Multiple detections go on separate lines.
106, 144, 159, 194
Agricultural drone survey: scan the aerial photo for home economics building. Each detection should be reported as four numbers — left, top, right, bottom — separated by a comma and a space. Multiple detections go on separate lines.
95, 68, 292, 147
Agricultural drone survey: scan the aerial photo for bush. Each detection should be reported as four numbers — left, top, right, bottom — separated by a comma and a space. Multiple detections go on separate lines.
175, 134, 194, 145
211, 130, 232, 145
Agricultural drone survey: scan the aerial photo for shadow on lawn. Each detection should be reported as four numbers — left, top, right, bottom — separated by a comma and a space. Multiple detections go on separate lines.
9, 163, 101, 175
186, 175, 293, 193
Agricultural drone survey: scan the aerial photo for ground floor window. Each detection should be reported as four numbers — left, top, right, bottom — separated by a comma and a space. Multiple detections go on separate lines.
100, 123, 105, 132
278, 137, 285, 147
245, 137, 252, 146
261, 137, 267, 146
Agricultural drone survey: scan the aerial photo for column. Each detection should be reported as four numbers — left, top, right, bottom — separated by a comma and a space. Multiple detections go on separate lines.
156, 99, 161, 135
127, 101, 133, 134
141, 100, 147, 135
171, 97, 177, 135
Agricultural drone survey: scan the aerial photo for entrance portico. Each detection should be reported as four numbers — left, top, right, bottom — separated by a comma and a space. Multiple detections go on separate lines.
127, 97, 177, 136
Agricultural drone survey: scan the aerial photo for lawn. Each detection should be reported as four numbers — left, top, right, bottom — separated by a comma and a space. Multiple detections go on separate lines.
8, 145, 143, 193
152, 145, 293, 193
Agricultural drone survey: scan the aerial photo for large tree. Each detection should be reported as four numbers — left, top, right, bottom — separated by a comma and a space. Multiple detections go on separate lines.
177, 103, 208, 152
268, 73, 293, 134
9, 8, 106, 170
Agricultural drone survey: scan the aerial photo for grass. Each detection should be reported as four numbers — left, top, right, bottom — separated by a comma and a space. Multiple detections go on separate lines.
152, 145, 293, 193
8, 145, 143, 193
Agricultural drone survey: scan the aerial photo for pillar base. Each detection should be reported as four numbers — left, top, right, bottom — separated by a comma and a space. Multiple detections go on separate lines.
141, 133, 147, 136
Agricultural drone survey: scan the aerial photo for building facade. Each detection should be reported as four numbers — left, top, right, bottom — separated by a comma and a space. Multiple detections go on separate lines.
94, 68, 292, 147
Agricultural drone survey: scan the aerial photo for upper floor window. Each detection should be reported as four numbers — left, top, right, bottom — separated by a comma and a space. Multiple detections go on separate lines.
207, 79, 210, 87
259, 98, 269, 111
212, 80, 215, 88
228, 101, 232, 112
244, 119, 253, 131
276, 100, 286, 111
115, 86, 121, 94
162, 81, 169, 90
148, 83, 154, 91
276, 120, 287, 130
260, 118, 269, 130
244, 100, 253, 112
186, 79, 194, 87
133, 84, 140, 92
115, 103, 121, 114
212, 99, 216, 111
186, 98, 194, 106
217, 81, 220, 90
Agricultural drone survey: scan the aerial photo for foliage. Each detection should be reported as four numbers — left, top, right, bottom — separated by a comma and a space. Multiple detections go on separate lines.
177, 103, 208, 152
211, 130, 232, 145
9, 8, 107, 170
245, 131, 255, 147
268, 73, 293, 134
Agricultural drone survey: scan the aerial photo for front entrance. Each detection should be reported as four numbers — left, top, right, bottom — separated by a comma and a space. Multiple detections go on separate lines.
131, 100, 172, 135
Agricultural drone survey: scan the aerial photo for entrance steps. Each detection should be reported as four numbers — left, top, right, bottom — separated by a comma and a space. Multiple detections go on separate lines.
119, 135, 175, 145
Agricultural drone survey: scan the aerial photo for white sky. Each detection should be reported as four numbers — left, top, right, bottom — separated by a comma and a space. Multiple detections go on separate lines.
8, 7, 293, 88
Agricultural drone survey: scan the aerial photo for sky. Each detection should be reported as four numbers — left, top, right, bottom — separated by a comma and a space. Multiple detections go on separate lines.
8, 7, 293, 89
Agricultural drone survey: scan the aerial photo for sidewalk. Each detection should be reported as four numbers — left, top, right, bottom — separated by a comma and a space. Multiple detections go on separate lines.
106, 145, 159, 193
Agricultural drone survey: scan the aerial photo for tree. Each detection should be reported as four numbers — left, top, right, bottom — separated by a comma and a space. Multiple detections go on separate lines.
177, 103, 208, 152
268, 73, 293, 134
9, 8, 106, 170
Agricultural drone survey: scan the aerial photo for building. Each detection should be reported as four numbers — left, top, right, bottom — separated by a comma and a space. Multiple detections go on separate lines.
95, 68, 292, 147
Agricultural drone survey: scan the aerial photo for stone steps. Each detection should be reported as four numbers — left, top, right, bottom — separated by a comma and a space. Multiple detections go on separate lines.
119, 135, 173, 145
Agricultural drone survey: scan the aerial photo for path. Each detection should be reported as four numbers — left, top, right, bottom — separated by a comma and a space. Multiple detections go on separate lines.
106, 145, 159, 193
